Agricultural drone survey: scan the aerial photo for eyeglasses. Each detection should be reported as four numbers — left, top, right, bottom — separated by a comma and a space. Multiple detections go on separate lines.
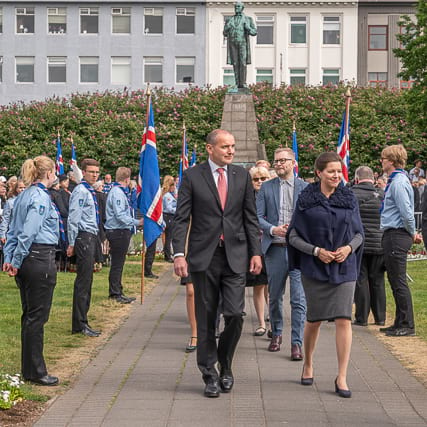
380, 157, 388, 162
252, 177, 268, 182
274, 158, 293, 165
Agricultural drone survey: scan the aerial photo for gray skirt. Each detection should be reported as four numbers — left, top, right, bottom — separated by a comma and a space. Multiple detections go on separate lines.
301, 275, 355, 322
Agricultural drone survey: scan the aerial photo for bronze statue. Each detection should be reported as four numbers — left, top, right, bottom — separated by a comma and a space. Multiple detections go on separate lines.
223, 2, 257, 89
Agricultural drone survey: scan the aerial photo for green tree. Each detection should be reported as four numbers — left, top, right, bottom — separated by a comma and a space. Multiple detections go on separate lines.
394, 0, 427, 130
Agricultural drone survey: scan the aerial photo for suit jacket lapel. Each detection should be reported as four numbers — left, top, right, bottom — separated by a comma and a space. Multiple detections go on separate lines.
201, 162, 222, 209
225, 165, 235, 212
272, 178, 280, 213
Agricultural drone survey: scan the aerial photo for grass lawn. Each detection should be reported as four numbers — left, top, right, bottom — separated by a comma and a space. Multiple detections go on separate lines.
0, 258, 164, 402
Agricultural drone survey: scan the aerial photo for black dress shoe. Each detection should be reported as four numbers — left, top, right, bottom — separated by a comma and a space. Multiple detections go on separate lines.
385, 327, 415, 337
27, 375, 59, 386
219, 373, 234, 393
204, 379, 220, 398
111, 295, 132, 304
375, 321, 385, 326
380, 325, 396, 333
352, 321, 368, 326
144, 273, 159, 279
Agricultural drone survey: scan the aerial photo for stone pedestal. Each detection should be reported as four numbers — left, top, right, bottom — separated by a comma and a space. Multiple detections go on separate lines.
221, 94, 267, 166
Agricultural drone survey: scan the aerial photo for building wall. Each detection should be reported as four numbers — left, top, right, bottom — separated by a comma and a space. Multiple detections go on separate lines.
207, 1, 358, 88
0, 1, 206, 105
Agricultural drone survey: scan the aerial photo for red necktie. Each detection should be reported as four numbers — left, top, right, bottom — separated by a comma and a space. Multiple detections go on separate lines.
217, 168, 227, 210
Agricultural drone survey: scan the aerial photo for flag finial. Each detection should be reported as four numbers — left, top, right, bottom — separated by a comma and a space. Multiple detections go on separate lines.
292, 120, 296, 132
345, 87, 352, 98
145, 83, 151, 97
183, 121, 186, 130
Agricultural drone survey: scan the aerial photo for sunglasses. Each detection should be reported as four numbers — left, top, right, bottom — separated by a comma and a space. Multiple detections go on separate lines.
252, 177, 268, 182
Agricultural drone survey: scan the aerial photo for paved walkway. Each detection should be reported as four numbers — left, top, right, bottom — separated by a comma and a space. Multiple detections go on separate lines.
35, 268, 427, 427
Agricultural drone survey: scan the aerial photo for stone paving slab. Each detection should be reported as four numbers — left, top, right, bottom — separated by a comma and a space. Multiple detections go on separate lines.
35, 268, 427, 427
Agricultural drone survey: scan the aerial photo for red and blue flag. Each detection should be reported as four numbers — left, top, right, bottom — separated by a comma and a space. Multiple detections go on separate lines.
55, 134, 64, 175
337, 93, 351, 183
292, 126, 299, 177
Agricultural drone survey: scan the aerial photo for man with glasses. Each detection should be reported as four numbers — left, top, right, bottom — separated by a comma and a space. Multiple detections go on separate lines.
257, 148, 307, 360
67, 159, 102, 337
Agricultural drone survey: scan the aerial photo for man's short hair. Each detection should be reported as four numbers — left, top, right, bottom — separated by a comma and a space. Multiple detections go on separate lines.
115, 167, 131, 182
381, 145, 407, 169
81, 158, 100, 171
355, 166, 374, 182
206, 129, 233, 146
274, 147, 295, 159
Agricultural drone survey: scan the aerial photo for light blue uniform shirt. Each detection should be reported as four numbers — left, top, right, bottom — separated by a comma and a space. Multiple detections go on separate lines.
68, 183, 99, 246
105, 185, 139, 231
0, 196, 17, 239
163, 192, 177, 215
3, 186, 59, 269
380, 171, 415, 236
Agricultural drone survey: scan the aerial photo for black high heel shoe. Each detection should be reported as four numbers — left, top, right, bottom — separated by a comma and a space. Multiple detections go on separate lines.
335, 378, 351, 398
301, 367, 314, 386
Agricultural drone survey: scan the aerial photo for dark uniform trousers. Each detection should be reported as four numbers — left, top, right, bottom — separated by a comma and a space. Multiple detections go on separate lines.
354, 254, 386, 324
72, 231, 97, 332
15, 244, 56, 380
382, 229, 415, 329
191, 246, 245, 383
144, 240, 157, 275
106, 228, 132, 297
163, 213, 174, 261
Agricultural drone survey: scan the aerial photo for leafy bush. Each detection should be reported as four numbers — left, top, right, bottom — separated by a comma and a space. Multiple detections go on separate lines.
0, 374, 24, 410
0, 84, 425, 179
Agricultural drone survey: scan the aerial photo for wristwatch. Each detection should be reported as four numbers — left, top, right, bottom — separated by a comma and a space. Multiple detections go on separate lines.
313, 246, 321, 257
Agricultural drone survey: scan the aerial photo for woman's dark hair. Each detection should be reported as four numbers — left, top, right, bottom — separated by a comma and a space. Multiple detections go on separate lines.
314, 152, 343, 172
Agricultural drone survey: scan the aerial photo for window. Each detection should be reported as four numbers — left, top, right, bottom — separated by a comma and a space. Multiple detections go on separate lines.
111, 57, 131, 84
176, 57, 194, 83
144, 57, 162, 83
48, 8, 66, 34
256, 69, 273, 84
112, 8, 131, 34
322, 68, 340, 85
80, 8, 99, 34
368, 72, 388, 87
16, 7, 35, 34
290, 16, 306, 44
223, 69, 235, 86
144, 8, 163, 34
48, 57, 66, 83
176, 7, 195, 34
323, 16, 340, 45
80, 57, 98, 83
0, 8, 3, 33
0, 57, 2, 82
290, 69, 306, 85
400, 79, 415, 89
368, 26, 388, 50
16, 57, 35, 83
256, 16, 274, 45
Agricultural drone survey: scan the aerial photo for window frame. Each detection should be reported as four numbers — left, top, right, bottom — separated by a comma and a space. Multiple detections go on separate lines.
80, 7, 99, 35
144, 7, 163, 35
143, 56, 163, 83
289, 68, 307, 86
111, 7, 131, 34
15, 56, 35, 83
256, 15, 274, 45
79, 56, 99, 83
223, 68, 235, 86
47, 56, 67, 84
175, 57, 195, 84
368, 72, 388, 88
176, 7, 195, 35
290, 15, 307, 45
47, 7, 67, 35
322, 16, 341, 45
368, 25, 388, 51
111, 56, 131, 85
0, 56, 3, 83
322, 68, 340, 86
256, 68, 274, 84
16, 7, 35, 34
0, 7, 3, 34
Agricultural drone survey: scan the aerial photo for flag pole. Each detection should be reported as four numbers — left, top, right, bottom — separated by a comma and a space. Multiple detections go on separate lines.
140, 83, 151, 304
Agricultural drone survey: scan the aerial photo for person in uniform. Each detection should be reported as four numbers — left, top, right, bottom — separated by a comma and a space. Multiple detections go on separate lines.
3, 156, 60, 386
105, 167, 142, 303
67, 159, 101, 337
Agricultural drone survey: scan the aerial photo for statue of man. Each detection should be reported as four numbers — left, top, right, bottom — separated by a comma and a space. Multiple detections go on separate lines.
223, 2, 257, 89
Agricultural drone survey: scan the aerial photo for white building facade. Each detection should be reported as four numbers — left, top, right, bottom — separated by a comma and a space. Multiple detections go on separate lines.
206, 0, 359, 88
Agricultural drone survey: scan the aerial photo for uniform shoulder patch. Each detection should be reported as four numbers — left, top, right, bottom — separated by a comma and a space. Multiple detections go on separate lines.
79, 199, 84, 207
39, 205, 46, 215
116, 199, 121, 205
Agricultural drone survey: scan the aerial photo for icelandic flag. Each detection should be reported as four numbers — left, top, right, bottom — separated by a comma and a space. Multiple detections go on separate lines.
337, 95, 351, 183
190, 147, 197, 167
69, 140, 83, 183
178, 127, 189, 187
137, 99, 164, 247
55, 135, 64, 175
292, 127, 299, 177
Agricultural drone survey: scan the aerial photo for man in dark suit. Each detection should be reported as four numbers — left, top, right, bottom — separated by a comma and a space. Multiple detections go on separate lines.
173, 129, 262, 398
257, 148, 307, 360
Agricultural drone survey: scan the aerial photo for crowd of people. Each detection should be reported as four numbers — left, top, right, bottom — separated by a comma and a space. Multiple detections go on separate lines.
0, 131, 423, 399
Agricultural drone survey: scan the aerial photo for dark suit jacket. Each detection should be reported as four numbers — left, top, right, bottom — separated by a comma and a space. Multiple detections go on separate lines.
172, 161, 261, 273
256, 176, 308, 255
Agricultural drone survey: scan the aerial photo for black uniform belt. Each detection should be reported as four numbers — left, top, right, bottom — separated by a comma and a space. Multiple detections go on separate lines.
271, 242, 287, 247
